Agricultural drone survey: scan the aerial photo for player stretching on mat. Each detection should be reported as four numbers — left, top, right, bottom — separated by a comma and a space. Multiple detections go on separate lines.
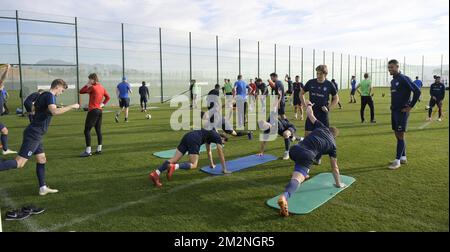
257, 111, 298, 160
149, 129, 229, 187
0, 79, 80, 195
277, 101, 344, 217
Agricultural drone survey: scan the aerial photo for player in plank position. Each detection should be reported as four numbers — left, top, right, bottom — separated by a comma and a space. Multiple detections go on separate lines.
277, 101, 344, 217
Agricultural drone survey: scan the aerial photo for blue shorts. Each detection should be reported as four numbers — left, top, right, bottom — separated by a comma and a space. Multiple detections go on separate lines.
305, 109, 329, 131
350, 89, 356, 95
391, 110, 409, 132
177, 134, 201, 155
0, 123, 4, 131
18, 129, 44, 159
289, 144, 316, 172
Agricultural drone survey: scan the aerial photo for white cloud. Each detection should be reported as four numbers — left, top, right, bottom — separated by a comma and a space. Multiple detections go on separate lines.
0, 0, 448, 61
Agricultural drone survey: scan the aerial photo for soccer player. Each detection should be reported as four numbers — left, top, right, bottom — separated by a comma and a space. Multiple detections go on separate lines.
233, 75, 250, 128
223, 79, 233, 119
413, 76, 423, 102
387, 59, 421, 170
271, 73, 286, 120
292, 75, 304, 120
79, 73, 110, 157
255, 78, 268, 113
257, 112, 298, 160
139, 81, 150, 112
0, 64, 10, 116
148, 129, 229, 187
24, 89, 45, 122
331, 79, 342, 109
299, 65, 338, 165
285, 74, 293, 105
0, 65, 17, 155
349, 75, 357, 103
249, 79, 257, 111
427, 75, 446, 122
0, 79, 80, 196
115, 76, 132, 123
356, 73, 376, 123
277, 101, 344, 217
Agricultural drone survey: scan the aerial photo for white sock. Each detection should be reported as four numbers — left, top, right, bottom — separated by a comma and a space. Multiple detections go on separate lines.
394, 159, 400, 164
155, 170, 161, 176
175, 164, 180, 170
86, 146, 91, 153
97, 145, 102, 152
40, 185, 47, 191
400, 156, 407, 161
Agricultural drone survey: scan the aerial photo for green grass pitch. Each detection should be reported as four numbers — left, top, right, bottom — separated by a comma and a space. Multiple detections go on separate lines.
0, 88, 448, 231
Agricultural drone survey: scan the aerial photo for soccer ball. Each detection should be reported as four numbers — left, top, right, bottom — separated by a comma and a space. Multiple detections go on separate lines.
145, 114, 152, 119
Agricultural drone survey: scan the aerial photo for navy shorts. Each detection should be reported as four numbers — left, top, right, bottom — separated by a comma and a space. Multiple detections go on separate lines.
289, 145, 316, 172
305, 109, 329, 131
278, 100, 286, 115
177, 134, 201, 155
18, 129, 44, 159
350, 89, 356, 95
0, 123, 4, 131
140, 96, 148, 103
293, 94, 301, 106
119, 98, 130, 108
391, 110, 409, 132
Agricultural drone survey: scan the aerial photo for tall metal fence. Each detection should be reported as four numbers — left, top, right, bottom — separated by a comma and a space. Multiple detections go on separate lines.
1, 10, 448, 108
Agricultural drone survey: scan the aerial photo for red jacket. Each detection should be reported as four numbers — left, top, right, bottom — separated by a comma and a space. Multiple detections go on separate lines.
79, 82, 110, 111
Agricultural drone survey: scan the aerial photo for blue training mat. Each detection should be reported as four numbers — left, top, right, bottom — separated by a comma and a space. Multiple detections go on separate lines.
200, 154, 278, 175
266, 172, 356, 214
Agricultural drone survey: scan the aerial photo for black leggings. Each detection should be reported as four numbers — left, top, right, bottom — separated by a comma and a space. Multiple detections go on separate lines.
428, 98, 443, 118
84, 109, 103, 147
360, 96, 375, 122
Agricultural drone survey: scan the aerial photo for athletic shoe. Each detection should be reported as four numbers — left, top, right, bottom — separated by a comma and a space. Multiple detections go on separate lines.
370, 120, 377, 123
39, 186, 59, 196
282, 151, 289, 160
166, 164, 176, 181
313, 158, 321, 165
22, 205, 45, 215
149, 171, 162, 187
5, 209, 31, 221
79, 151, 92, 157
426, 117, 432, 121
115, 114, 119, 123
388, 160, 401, 170
400, 158, 407, 164
438, 118, 443, 122
2, 149, 17, 155
277, 195, 289, 217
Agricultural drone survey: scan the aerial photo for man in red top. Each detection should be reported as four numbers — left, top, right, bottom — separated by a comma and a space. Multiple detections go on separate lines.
79, 73, 110, 157
249, 79, 257, 112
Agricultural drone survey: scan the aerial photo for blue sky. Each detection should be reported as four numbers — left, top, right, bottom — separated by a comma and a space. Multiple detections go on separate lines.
0, 0, 448, 64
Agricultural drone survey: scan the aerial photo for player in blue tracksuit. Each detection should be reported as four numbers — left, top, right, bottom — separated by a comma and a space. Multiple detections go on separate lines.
387, 59, 421, 170
148, 129, 229, 187
427, 75, 446, 121
0, 79, 80, 195
276, 101, 344, 217
300, 65, 339, 165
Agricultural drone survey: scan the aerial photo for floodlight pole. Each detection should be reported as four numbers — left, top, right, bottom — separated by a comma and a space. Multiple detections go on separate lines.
15, 10, 24, 114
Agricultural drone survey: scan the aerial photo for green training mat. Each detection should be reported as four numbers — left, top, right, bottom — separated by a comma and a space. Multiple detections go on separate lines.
153, 144, 217, 158
266, 172, 355, 214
